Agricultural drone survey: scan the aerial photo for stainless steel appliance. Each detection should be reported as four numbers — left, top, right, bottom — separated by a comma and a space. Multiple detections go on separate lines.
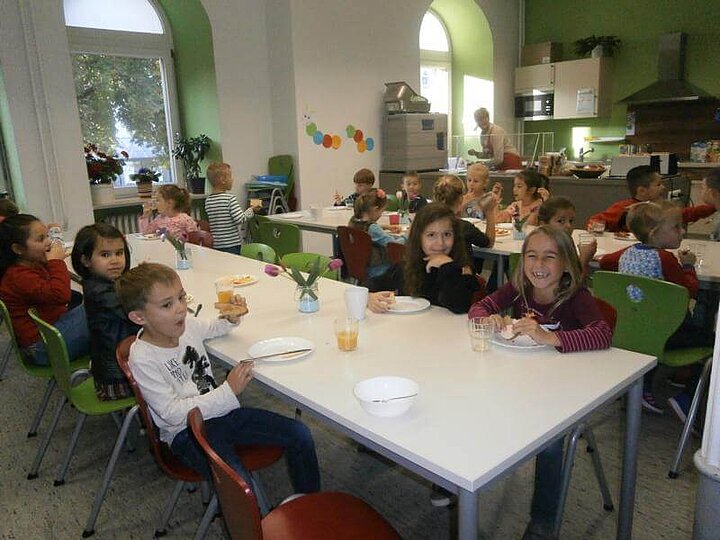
609, 155, 660, 177
514, 91, 554, 120
382, 113, 447, 171
383, 82, 431, 114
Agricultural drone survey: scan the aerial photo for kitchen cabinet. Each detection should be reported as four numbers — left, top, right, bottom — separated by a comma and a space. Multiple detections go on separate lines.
553, 58, 612, 119
514, 63, 554, 94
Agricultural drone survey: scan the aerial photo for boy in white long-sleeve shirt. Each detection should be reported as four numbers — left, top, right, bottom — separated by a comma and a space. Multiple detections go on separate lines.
117, 262, 320, 491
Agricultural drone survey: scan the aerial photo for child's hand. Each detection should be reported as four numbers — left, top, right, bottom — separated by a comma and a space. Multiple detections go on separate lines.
481, 192, 499, 212
368, 291, 395, 313
513, 317, 561, 347
217, 295, 249, 324
538, 187, 551, 202
250, 203, 263, 213
383, 224, 401, 234
226, 361, 254, 394
424, 254, 453, 272
491, 182, 503, 199
679, 249, 697, 266
46, 241, 68, 260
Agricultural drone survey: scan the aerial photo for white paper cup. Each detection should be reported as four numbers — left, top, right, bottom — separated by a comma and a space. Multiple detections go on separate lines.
310, 205, 322, 220
344, 286, 369, 320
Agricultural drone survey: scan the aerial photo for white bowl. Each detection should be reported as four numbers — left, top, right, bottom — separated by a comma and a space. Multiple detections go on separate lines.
353, 376, 419, 417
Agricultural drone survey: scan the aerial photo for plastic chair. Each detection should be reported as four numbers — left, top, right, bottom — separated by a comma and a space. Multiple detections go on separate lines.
384, 194, 399, 212
0, 299, 88, 437
280, 252, 340, 281
386, 242, 405, 266
241, 243, 278, 263
114, 336, 284, 539
187, 230, 214, 248
245, 155, 294, 214
255, 222, 300, 258
188, 407, 401, 540
592, 271, 713, 478
337, 226, 372, 284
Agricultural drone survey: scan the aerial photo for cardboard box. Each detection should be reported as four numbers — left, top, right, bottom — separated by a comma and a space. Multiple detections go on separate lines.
521, 42, 561, 66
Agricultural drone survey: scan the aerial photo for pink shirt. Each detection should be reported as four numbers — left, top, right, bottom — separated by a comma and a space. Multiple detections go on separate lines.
139, 213, 198, 239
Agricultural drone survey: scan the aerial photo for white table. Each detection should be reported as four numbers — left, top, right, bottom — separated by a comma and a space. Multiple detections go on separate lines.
127, 237, 655, 540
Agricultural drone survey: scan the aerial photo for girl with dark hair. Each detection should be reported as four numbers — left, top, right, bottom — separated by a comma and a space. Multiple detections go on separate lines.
0, 214, 89, 365
496, 170, 550, 226
71, 223, 138, 399
367, 203, 480, 314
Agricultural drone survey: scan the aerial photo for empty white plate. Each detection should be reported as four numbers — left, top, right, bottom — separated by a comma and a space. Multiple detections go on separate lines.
388, 297, 431, 314
247, 337, 314, 362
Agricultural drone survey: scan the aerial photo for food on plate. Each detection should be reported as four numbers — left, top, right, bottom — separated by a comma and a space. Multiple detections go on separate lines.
495, 228, 511, 236
232, 275, 255, 286
613, 231, 631, 239
214, 297, 249, 319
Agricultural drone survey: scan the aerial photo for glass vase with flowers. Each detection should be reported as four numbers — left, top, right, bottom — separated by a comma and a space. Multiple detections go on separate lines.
511, 205, 529, 240
159, 228, 191, 269
264, 257, 343, 313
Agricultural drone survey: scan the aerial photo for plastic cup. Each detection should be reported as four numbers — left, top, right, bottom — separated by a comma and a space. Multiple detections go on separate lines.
578, 232, 595, 247
215, 278, 234, 304
589, 219, 606, 235
389, 213, 400, 225
310, 205, 322, 220
335, 317, 359, 352
468, 317, 493, 352
344, 286, 369, 320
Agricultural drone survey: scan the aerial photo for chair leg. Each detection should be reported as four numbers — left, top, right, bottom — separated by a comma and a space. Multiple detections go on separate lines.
200, 481, 211, 505
54, 412, 87, 486
110, 410, 135, 453
28, 378, 56, 438
250, 472, 272, 516
0, 341, 12, 380
82, 405, 138, 538
194, 494, 218, 540
27, 394, 67, 479
583, 427, 614, 511
155, 480, 186, 537
669, 359, 713, 479
553, 424, 583, 539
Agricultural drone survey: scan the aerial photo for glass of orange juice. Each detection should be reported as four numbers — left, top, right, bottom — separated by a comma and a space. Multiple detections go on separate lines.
334, 317, 359, 352
215, 278, 234, 304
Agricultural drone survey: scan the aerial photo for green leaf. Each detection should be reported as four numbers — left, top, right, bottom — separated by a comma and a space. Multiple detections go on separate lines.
289, 267, 306, 287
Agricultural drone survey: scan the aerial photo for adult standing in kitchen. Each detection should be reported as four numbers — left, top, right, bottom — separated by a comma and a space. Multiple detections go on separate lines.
471, 107, 522, 171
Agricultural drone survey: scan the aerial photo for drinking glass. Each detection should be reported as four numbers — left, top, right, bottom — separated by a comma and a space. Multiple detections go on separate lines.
335, 318, 359, 351
468, 317, 493, 352
215, 278, 234, 304
589, 219, 606, 235
690, 243, 705, 269
578, 232, 595, 247
310, 205, 322, 220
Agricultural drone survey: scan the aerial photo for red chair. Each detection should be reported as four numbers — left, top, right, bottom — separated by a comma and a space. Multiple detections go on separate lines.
112, 337, 283, 538
386, 242, 405, 266
196, 219, 211, 233
337, 226, 372, 284
188, 229, 214, 248
188, 407, 401, 540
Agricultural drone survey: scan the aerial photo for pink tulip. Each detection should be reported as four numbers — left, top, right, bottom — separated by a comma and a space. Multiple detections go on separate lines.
264, 264, 281, 277
328, 258, 343, 271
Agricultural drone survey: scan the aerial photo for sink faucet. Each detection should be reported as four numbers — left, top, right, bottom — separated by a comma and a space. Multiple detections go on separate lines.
578, 147, 595, 162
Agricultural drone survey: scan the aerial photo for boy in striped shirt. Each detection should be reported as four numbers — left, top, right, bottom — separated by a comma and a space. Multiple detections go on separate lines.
204, 163, 262, 255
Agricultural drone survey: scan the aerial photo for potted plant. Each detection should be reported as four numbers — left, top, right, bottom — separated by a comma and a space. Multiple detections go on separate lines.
85, 144, 128, 205
130, 167, 161, 198
574, 35, 621, 58
172, 133, 211, 194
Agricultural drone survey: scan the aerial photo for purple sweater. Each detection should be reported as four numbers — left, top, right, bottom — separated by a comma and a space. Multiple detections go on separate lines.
468, 283, 612, 353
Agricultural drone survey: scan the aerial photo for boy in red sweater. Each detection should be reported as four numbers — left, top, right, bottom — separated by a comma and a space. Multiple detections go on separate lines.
586, 165, 716, 232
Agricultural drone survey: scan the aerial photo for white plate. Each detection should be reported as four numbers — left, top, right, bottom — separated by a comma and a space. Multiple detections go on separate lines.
247, 337, 315, 362
138, 233, 160, 241
273, 211, 306, 219
326, 206, 350, 211
219, 274, 258, 287
388, 296, 431, 314
491, 334, 547, 349
613, 232, 637, 242
495, 222, 514, 230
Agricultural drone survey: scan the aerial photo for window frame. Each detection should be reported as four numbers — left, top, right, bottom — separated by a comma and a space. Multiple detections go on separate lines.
65, 2, 181, 198
420, 10, 452, 138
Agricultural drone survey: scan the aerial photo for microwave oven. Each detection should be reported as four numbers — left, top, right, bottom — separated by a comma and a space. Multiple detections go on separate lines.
514, 92, 553, 120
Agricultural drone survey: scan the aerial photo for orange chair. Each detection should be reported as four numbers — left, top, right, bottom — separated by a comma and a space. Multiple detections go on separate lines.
188, 407, 401, 540
337, 226, 372, 284
386, 242, 405, 266
187, 229, 214, 248
106, 337, 283, 538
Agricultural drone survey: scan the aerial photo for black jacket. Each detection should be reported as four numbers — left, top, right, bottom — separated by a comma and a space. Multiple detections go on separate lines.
83, 275, 140, 384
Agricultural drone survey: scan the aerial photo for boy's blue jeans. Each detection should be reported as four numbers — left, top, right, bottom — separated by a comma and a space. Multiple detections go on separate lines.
25, 304, 90, 366
171, 407, 321, 494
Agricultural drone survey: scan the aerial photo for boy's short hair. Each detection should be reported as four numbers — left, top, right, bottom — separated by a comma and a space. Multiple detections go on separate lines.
0, 198, 19, 218
538, 196, 575, 225
353, 168, 375, 186
207, 162, 232, 187
705, 168, 720, 192
626, 165, 659, 197
626, 200, 678, 243
402, 171, 420, 183
116, 262, 180, 314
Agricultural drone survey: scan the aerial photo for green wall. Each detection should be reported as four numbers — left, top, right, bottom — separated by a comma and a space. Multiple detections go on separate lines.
430, 0, 493, 136
158, 0, 222, 169
524, 0, 720, 160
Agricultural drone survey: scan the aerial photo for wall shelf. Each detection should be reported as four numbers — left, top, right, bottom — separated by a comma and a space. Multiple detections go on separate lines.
584, 136, 626, 143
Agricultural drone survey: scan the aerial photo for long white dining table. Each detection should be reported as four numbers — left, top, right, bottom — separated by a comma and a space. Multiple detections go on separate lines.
126, 235, 655, 540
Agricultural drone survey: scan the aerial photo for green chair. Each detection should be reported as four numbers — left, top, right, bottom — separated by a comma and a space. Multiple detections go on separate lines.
26, 308, 138, 493
255, 222, 301, 258
241, 243, 277, 263
385, 194, 399, 212
281, 252, 340, 281
245, 155, 294, 214
0, 299, 88, 437
248, 214, 270, 243
592, 271, 713, 478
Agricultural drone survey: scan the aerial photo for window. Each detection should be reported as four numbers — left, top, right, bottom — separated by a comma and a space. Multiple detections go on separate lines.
462, 75, 494, 135
419, 11, 451, 129
65, 0, 179, 192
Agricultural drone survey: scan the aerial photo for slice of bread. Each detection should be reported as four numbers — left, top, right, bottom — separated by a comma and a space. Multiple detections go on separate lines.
214, 302, 249, 318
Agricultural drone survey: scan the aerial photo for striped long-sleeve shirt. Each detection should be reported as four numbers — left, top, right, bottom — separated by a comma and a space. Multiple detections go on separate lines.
204, 192, 254, 249
468, 283, 612, 353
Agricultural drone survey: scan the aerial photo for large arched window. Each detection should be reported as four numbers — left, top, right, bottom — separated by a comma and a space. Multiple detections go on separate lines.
64, 0, 180, 192
419, 11, 451, 131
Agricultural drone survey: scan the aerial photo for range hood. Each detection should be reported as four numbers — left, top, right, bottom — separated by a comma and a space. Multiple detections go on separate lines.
620, 33, 713, 104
